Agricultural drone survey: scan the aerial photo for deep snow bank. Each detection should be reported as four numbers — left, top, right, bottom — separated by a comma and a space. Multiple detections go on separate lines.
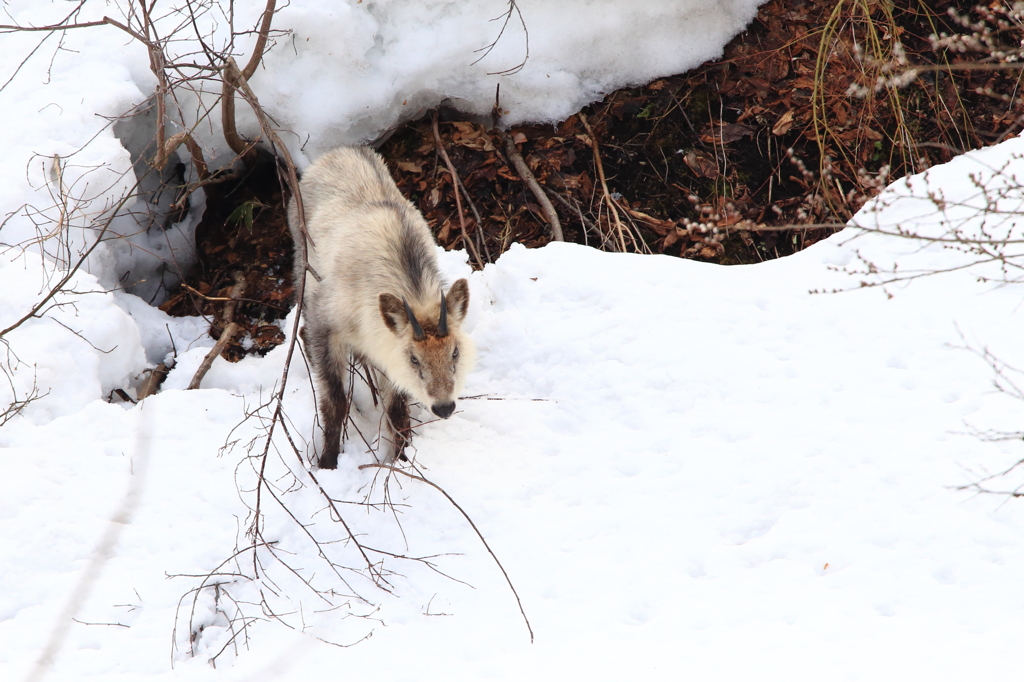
0, 252, 146, 424
255, 0, 766, 157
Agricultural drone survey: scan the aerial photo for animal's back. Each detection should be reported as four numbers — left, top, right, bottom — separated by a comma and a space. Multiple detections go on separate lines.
289, 148, 444, 346
297, 147, 406, 219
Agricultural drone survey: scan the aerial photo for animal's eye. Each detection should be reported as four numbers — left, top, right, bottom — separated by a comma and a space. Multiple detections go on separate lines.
453, 346, 460, 360
410, 355, 421, 367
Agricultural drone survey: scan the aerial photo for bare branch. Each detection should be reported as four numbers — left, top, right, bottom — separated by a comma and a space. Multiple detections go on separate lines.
0, 19, 109, 33
431, 111, 485, 268
220, 59, 259, 164
0, 175, 145, 340
241, 0, 277, 81
578, 112, 624, 250
188, 272, 246, 390
497, 129, 563, 242
159, 131, 209, 180
360, 463, 535, 644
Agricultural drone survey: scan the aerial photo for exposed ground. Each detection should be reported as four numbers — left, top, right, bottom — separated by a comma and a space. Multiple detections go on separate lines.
159, 0, 1024, 359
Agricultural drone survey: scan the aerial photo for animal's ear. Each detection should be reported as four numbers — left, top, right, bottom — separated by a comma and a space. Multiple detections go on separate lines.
446, 279, 470, 323
379, 293, 407, 334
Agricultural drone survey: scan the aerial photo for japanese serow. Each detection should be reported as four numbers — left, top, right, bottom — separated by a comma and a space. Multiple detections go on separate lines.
288, 147, 475, 468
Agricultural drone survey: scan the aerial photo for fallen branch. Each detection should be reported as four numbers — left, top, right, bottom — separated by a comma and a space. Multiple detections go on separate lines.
137, 361, 172, 400
498, 130, 564, 242
187, 272, 246, 390
431, 111, 484, 268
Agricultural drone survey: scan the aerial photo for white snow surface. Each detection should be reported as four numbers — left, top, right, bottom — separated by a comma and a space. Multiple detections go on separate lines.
4, 137, 1024, 679
4, 1, 1024, 679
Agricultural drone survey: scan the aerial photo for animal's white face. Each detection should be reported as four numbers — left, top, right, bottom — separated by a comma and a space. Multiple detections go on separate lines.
379, 279, 474, 417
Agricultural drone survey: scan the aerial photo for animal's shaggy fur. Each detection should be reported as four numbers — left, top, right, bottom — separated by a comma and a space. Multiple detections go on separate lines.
288, 147, 475, 468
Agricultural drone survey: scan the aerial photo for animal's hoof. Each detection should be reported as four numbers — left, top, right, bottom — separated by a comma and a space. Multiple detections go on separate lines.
318, 452, 339, 469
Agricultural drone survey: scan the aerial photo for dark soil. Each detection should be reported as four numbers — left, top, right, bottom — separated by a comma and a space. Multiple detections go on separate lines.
158, 0, 1024, 361
158, 152, 293, 361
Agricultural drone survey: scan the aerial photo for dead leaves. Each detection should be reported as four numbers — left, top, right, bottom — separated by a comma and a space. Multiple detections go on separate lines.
450, 121, 495, 152
683, 150, 719, 180
362, 0, 1013, 273
699, 122, 754, 145
395, 159, 425, 174
772, 109, 795, 136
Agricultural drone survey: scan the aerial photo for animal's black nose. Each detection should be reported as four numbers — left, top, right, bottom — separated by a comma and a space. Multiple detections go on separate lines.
431, 401, 455, 419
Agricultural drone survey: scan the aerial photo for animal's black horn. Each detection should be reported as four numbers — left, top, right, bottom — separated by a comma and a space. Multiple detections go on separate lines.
438, 291, 448, 337
402, 297, 425, 340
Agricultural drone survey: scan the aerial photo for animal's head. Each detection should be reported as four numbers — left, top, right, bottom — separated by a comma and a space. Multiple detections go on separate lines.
378, 279, 475, 418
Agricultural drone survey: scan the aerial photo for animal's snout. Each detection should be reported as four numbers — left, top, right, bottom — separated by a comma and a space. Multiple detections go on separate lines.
431, 401, 456, 419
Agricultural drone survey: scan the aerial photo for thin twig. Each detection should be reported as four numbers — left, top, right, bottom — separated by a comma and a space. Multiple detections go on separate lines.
0, 13, 145, 43
471, 0, 530, 76
359, 463, 535, 644
170, 541, 278, 661
578, 112, 626, 252
219, 60, 369, 593
543, 186, 609, 248
0, 174, 146, 340
179, 281, 286, 310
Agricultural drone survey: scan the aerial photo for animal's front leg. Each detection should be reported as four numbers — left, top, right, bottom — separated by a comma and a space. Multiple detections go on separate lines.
315, 360, 348, 466
307, 327, 348, 471
383, 390, 411, 464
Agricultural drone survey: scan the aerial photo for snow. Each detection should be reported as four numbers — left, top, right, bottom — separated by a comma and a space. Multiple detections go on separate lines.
0, 0, 766, 300
0, 252, 146, 423
256, 0, 765, 153
4, 0, 1024, 680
